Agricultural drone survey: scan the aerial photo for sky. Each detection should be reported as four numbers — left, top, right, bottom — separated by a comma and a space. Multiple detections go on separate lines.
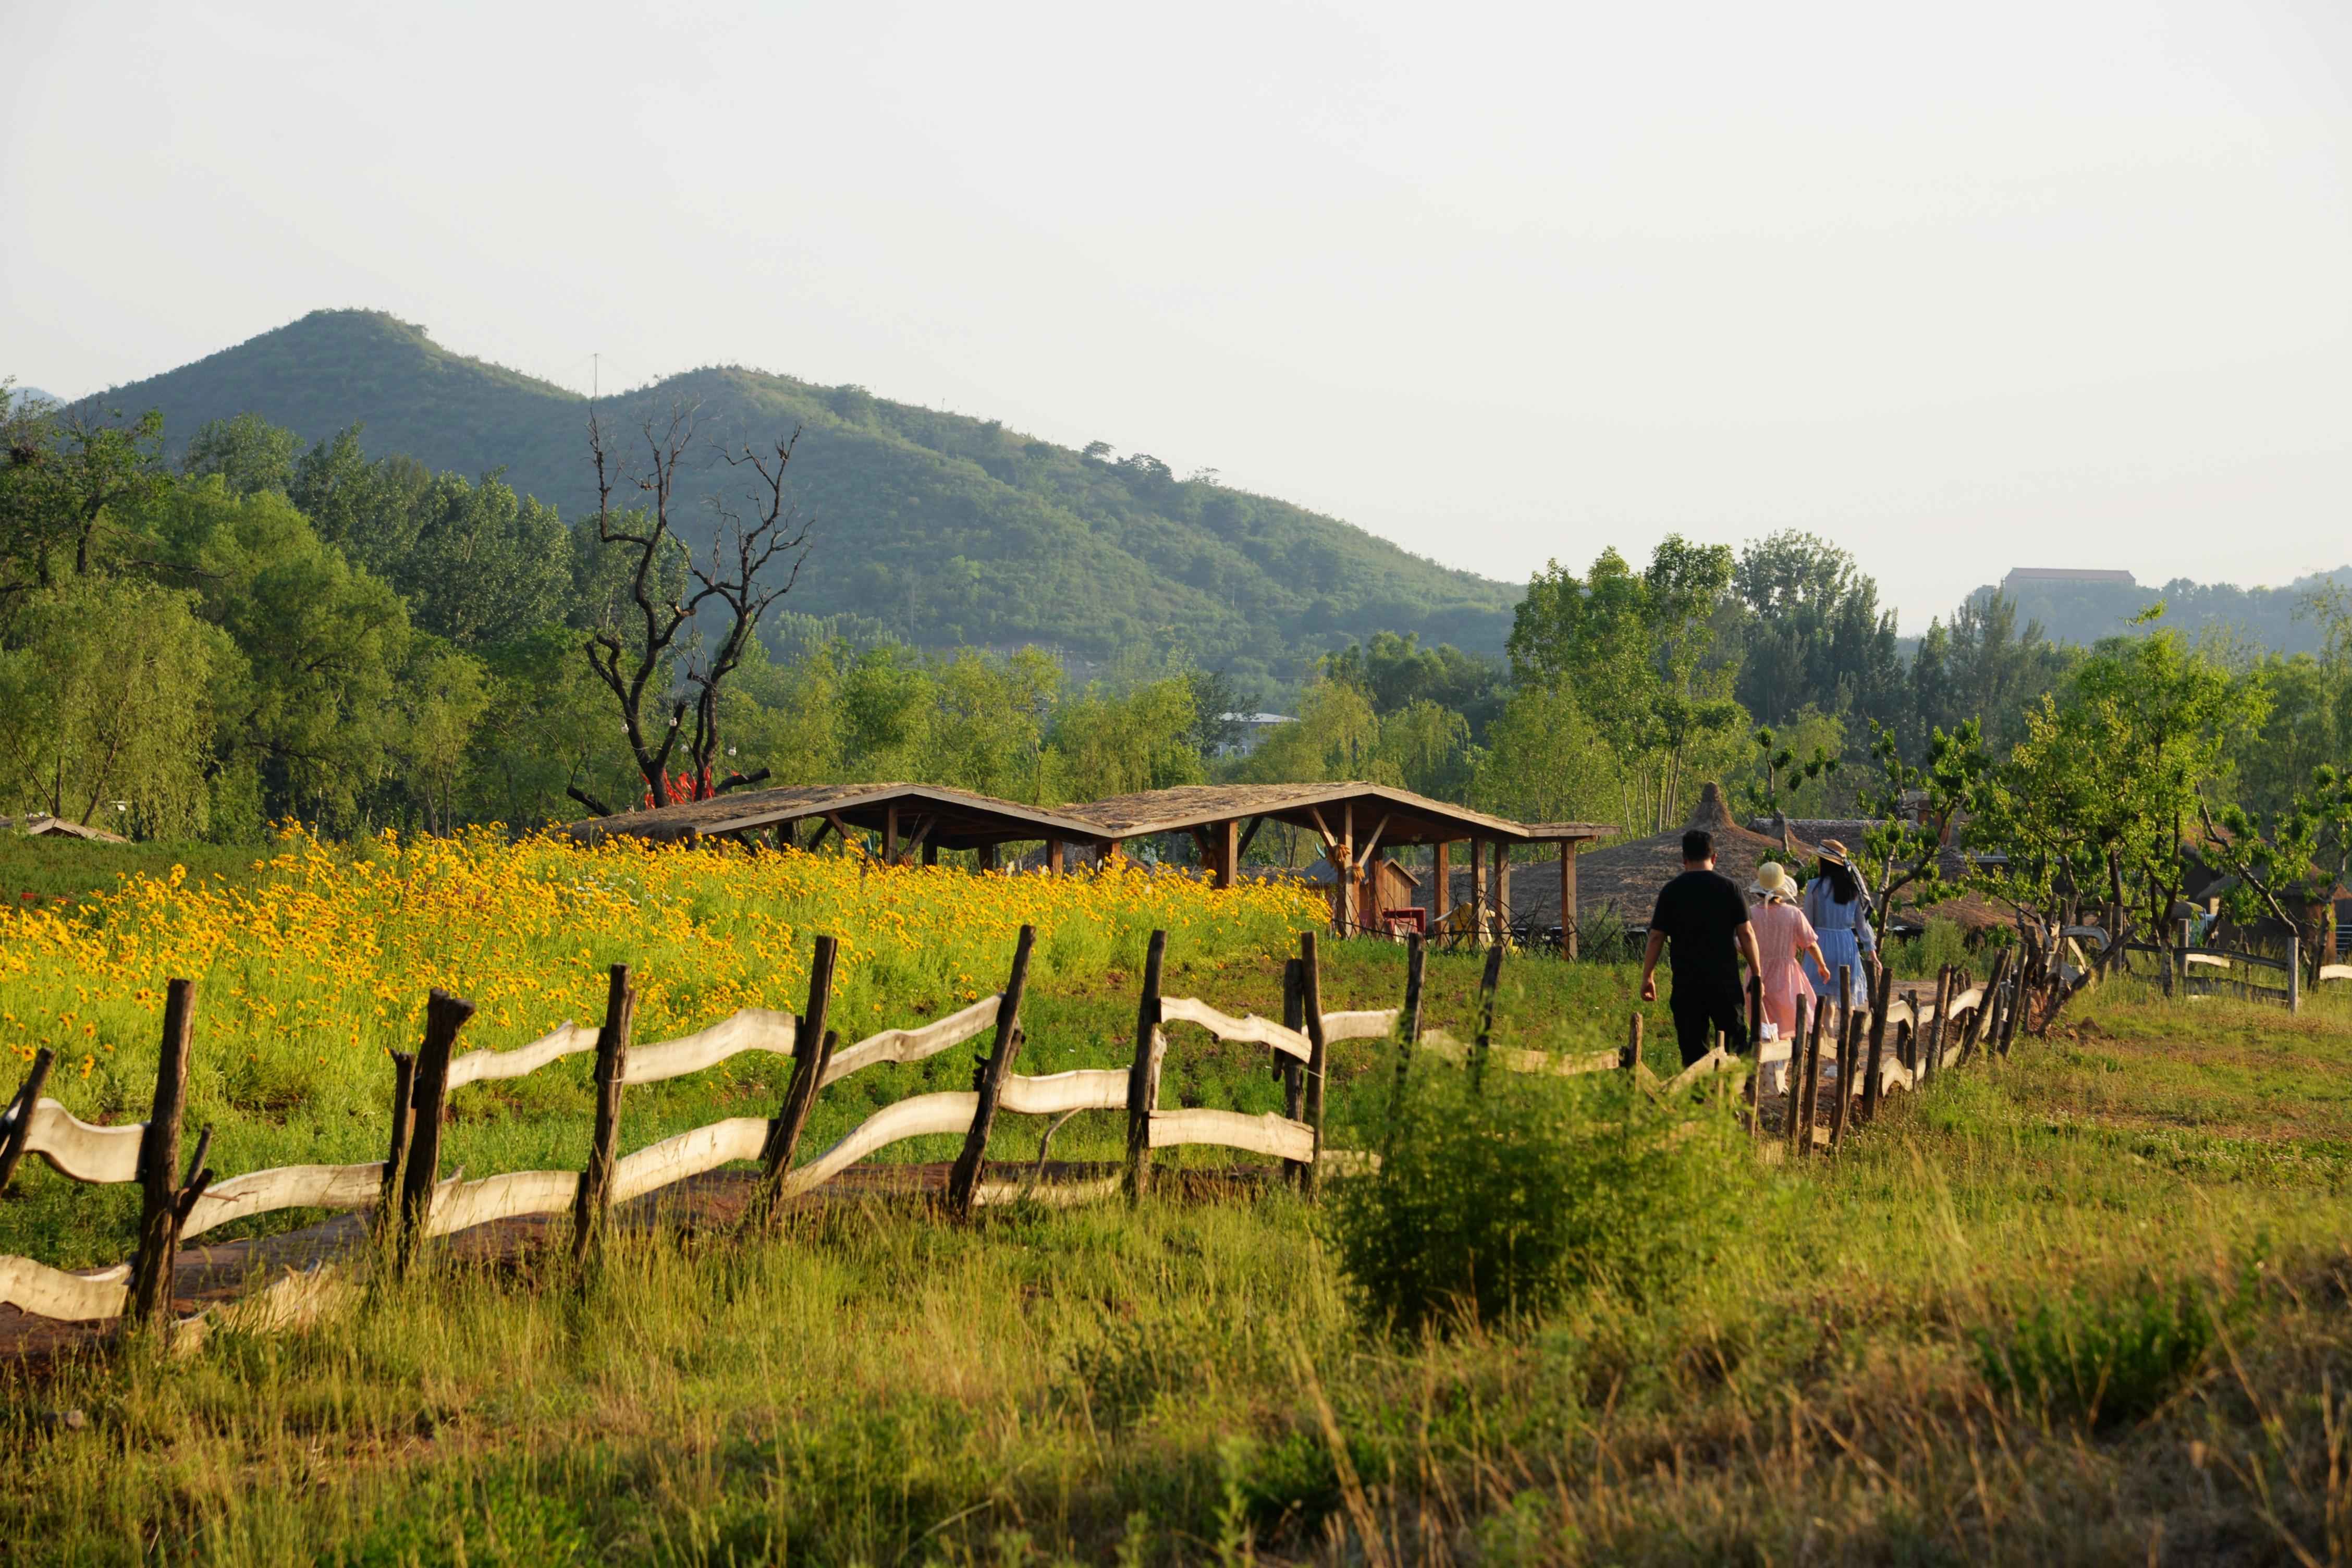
5, 0, 2349, 629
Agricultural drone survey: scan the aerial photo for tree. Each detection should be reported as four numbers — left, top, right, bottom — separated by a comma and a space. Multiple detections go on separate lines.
1506, 537, 1746, 832
577, 400, 812, 812
2199, 765, 2352, 981
1743, 715, 1841, 834
182, 413, 298, 497
1731, 530, 1904, 729
388, 635, 491, 835
0, 399, 166, 605
0, 575, 224, 837
1852, 719, 1974, 946
1471, 684, 1622, 828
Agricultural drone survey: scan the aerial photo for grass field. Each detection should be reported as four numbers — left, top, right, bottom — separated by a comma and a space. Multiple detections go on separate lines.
7, 836, 2352, 1563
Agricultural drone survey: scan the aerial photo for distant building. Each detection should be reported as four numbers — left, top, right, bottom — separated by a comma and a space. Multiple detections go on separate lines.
1217, 713, 1296, 758
2002, 568, 2137, 592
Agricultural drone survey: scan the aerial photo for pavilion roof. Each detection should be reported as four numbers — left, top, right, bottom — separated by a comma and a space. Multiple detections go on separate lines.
1056, 782, 1610, 847
555, 782, 1110, 850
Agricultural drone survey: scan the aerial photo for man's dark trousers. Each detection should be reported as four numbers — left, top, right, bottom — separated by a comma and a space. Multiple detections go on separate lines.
1669, 978, 1749, 1066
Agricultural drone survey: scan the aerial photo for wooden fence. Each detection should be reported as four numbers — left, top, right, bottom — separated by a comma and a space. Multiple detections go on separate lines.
0, 924, 2066, 1346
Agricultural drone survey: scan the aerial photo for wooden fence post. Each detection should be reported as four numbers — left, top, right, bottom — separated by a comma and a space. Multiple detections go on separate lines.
1861, 965, 1892, 1122
1622, 1012, 1643, 1074
1999, 950, 2030, 1056
571, 964, 635, 1262
1124, 930, 1168, 1201
947, 926, 1036, 1217
1830, 967, 1857, 1148
1959, 954, 2004, 1066
1387, 934, 1425, 1126
0, 1047, 56, 1198
1745, 973, 1764, 1137
2288, 936, 2302, 1016
1281, 958, 1309, 1183
1299, 932, 1328, 1197
376, 1050, 418, 1231
128, 979, 200, 1329
1469, 942, 1504, 1089
1784, 997, 1808, 1155
754, 935, 839, 1219
395, 989, 478, 1272
1926, 965, 1954, 1079
1798, 993, 1827, 1154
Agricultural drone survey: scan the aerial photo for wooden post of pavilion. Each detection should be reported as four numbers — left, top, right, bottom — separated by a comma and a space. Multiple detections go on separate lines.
1558, 842, 1579, 958
1214, 818, 1238, 890
1491, 841, 1511, 944
883, 805, 900, 866
1432, 839, 1451, 931
1046, 839, 1064, 874
1468, 840, 1487, 940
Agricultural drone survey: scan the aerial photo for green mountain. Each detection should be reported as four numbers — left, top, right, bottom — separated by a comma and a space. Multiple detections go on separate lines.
97, 310, 1520, 684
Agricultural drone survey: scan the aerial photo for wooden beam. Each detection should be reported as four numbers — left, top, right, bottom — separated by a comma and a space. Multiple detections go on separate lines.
1235, 815, 1266, 865
1560, 843, 1578, 958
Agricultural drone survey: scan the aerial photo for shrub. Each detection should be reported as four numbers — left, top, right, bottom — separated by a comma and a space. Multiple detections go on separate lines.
1894, 915, 1968, 979
1975, 1273, 2218, 1428
1320, 1062, 1743, 1336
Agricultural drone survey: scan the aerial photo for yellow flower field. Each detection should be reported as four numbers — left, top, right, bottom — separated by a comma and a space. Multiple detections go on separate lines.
0, 827, 1325, 1128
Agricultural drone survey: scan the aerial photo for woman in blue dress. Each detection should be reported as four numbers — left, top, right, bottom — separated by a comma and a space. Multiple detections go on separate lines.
1800, 839, 1877, 996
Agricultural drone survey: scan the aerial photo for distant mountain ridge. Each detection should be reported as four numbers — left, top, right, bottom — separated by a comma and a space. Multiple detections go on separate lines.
1966, 567, 2352, 656
94, 310, 1522, 685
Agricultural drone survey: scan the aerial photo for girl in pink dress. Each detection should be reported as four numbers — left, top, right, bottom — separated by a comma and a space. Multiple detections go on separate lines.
1748, 861, 1825, 1038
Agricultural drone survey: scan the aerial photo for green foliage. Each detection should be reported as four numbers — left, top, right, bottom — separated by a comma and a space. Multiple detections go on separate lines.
1321, 1066, 1742, 1336
1470, 682, 1621, 827
1506, 539, 1749, 832
106, 310, 1523, 680
1976, 1272, 2223, 1428
0, 574, 225, 836
1892, 915, 1969, 979
1731, 530, 1904, 729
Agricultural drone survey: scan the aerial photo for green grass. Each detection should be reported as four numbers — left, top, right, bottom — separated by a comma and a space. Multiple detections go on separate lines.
11, 835, 2352, 1562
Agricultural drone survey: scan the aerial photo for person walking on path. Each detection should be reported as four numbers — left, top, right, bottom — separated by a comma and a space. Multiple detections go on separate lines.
1639, 828, 1765, 1065
1800, 839, 1877, 994
1748, 861, 1825, 1038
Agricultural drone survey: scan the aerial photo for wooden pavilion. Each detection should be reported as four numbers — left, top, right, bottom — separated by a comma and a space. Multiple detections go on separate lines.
1059, 783, 1612, 949
555, 782, 1115, 867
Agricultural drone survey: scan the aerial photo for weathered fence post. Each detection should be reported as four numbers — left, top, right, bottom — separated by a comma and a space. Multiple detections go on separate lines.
2288, 935, 2302, 1016
1784, 997, 1808, 1155
1798, 993, 1827, 1154
572, 964, 635, 1263
128, 979, 201, 1329
1281, 958, 1310, 1182
1125, 930, 1168, 1201
947, 925, 1036, 1218
1745, 973, 1764, 1138
394, 989, 478, 1272
753, 935, 839, 1221
1830, 966, 1857, 1148
1960, 954, 2005, 1065
1622, 1012, 1643, 1074
1999, 950, 2030, 1056
1298, 932, 1329, 1197
376, 1050, 418, 1230
1861, 964, 1892, 1122
0, 1047, 57, 1197
1926, 965, 1954, 1079
1386, 934, 1426, 1134
1469, 941, 1504, 1089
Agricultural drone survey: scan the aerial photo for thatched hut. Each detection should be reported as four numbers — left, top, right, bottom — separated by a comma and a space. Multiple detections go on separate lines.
1570, 782, 1815, 932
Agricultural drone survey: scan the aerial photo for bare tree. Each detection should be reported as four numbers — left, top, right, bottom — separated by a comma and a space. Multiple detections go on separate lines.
570, 399, 812, 815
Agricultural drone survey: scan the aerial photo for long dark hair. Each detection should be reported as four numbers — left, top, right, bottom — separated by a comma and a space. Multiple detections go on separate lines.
1817, 858, 1860, 903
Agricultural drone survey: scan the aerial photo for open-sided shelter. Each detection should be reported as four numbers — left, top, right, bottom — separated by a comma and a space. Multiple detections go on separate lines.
1571, 782, 1816, 935
556, 782, 1116, 867
1059, 783, 1612, 948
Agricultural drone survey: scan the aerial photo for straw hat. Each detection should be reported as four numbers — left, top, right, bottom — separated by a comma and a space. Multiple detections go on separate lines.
1816, 838, 1854, 868
1750, 861, 1797, 902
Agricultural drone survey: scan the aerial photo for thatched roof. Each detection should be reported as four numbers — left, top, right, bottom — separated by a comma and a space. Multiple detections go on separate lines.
1059, 782, 1608, 847
1571, 782, 1816, 925
556, 783, 1111, 850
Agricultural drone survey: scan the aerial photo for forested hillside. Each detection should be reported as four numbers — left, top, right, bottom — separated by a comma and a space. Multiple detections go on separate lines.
1966, 569, 2352, 656
94, 310, 1518, 684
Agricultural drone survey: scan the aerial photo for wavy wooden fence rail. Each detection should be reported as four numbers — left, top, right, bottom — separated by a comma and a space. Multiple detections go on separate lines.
0, 914, 2105, 1346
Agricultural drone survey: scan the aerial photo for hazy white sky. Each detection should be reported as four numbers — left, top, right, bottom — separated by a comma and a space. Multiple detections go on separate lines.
6, 1, 2349, 628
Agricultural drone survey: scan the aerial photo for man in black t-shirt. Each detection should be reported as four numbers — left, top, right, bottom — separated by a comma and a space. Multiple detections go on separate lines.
1638, 829, 1762, 1065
